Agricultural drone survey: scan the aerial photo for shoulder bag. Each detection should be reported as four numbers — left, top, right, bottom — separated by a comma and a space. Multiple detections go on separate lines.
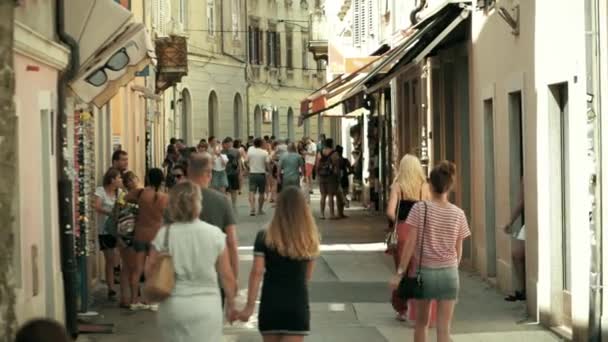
385, 190, 402, 253
397, 201, 428, 300
144, 226, 175, 302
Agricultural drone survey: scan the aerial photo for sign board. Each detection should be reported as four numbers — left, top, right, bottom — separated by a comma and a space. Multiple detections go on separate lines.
114, 0, 130, 10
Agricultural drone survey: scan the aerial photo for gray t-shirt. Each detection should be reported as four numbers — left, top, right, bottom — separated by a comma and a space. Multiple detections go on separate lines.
95, 186, 117, 235
200, 187, 236, 232
163, 187, 237, 232
279, 152, 304, 183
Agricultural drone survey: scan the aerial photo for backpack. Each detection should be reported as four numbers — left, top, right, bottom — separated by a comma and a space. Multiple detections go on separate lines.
115, 189, 143, 238
225, 150, 239, 176
317, 152, 335, 177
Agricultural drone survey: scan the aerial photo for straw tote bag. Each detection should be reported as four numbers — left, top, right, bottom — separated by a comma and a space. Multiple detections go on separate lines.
144, 226, 175, 302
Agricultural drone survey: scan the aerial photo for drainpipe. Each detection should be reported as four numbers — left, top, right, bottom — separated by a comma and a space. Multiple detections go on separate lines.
410, 0, 427, 26
245, 0, 251, 136
585, 0, 602, 340
56, 0, 79, 338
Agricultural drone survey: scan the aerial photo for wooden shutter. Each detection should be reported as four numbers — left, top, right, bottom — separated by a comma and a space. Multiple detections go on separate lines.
257, 28, 264, 65
248, 27, 254, 63
267, 31, 272, 66
275, 32, 281, 68
286, 29, 293, 69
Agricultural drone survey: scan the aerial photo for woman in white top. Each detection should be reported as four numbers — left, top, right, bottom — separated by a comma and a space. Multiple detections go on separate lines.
147, 181, 237, 342
93, 168, 123, 299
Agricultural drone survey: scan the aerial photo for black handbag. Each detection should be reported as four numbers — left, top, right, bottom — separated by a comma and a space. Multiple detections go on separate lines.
397, 202, 428, 300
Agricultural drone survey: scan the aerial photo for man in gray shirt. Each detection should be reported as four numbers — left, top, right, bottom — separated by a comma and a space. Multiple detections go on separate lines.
279, 143, 304, 190
187, 152, 239, 298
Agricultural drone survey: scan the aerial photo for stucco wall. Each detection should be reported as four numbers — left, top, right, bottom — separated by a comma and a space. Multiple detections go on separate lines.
470, 0, 536, 307
14, 53, 65, 324
471, 1, 590, 335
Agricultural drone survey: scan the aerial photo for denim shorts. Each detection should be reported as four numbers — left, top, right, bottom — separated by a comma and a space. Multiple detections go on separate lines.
415, 267, 460, 300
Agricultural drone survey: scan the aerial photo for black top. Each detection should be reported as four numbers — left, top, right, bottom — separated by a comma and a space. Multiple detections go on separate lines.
253, 230, 311, 334
397, 199, 417, 221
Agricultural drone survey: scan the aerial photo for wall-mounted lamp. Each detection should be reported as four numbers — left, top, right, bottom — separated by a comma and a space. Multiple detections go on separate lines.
498, 5, 520, 36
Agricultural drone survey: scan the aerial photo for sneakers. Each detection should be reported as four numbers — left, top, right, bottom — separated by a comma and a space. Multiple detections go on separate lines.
129, 303, 150, 311
148, 304, 159, 312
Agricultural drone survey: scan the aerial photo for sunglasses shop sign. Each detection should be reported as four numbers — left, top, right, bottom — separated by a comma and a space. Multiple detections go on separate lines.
70, 23, 155, 108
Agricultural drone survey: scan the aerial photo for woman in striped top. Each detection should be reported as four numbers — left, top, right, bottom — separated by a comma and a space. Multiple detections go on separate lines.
389, 161, 471, 342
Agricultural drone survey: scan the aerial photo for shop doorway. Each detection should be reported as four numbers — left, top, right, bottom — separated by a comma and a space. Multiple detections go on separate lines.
182, 89, 191, 144
208, 90, 219, 137
484, 98, 497, 278
234, 93, 243, 139
254, 105, 262, 138
548, 82, 572, 327
287, 107, 295, 141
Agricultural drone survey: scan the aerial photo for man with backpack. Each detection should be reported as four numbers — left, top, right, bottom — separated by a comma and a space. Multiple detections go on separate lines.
316, 138, 344, 219
222, 137, 241, 210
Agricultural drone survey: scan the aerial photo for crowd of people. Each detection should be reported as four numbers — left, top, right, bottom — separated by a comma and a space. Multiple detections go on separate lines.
162, 134, 353, 219
86, 135, 327, 342
15, 135, 481, 342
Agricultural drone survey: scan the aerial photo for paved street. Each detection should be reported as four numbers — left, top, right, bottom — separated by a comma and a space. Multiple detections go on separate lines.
79, 193, 563, 342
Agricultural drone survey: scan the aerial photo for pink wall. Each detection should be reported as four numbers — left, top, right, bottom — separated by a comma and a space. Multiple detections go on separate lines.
14, 53, 64, 323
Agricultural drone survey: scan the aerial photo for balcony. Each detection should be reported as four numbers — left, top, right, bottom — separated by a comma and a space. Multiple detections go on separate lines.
308, 8, 328, 61
155, 35, 188, 93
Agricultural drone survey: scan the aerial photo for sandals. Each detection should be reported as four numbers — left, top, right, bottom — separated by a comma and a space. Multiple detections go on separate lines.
505, 291, 526, 302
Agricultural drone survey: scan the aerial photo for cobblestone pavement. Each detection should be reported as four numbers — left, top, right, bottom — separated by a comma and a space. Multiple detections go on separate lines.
79, 193, 564, 342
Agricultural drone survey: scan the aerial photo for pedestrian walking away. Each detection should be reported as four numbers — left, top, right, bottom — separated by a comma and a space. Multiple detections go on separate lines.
385, 154, 433, 323
238, 186, 320, 342
316, 138, 344, 219
187, 152, 239, 304
278, 142, 304, 190
389, 161, 471, 342
247, 138, 270, 216
223, 137, 242, 209
148, 181, 237, 342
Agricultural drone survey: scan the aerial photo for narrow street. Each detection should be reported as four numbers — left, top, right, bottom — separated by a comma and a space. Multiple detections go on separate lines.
80, 194, 562, 342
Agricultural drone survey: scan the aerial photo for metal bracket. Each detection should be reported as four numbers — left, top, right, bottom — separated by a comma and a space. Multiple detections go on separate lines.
498, 5, 520, 36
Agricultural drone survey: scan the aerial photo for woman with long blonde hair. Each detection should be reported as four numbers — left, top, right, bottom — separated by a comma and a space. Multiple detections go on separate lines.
238, 186, 320, 342
386, 154, 430, 321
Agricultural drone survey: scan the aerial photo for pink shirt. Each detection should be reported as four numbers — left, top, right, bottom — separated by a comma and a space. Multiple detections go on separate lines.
405, 201, 470, 269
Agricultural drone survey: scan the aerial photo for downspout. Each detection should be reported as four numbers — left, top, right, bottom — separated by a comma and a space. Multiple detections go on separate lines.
410, 0, 427, 26
56, 0, 79, 338
244, 0, 251, 136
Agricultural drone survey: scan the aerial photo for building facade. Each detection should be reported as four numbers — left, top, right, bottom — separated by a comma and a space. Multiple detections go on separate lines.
309, 0, 608, 338
161, 0, 248, 144
12, 0, 69, 324
248, 0, 324, 141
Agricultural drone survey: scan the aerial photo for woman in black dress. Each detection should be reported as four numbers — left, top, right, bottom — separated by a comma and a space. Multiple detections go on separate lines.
238, 186, 320, 341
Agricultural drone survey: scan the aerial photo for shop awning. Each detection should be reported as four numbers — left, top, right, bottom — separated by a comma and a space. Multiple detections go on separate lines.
298, 57, 381, 126
70, 23, 155, 108
65, 0, 156, 108
344, 1, 471, 99
299, 1, 470, 125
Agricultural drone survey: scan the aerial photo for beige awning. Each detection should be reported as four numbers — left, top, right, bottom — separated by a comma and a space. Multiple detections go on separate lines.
70, 23, 156, 108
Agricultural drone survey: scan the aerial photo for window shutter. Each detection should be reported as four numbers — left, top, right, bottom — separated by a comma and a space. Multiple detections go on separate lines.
275, 32, 281, 67
368, 0, 375, 39
257, 28, 264, 64
353, 0, 361, 47
267, 31, 272, 66
248, 27, 254, 63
